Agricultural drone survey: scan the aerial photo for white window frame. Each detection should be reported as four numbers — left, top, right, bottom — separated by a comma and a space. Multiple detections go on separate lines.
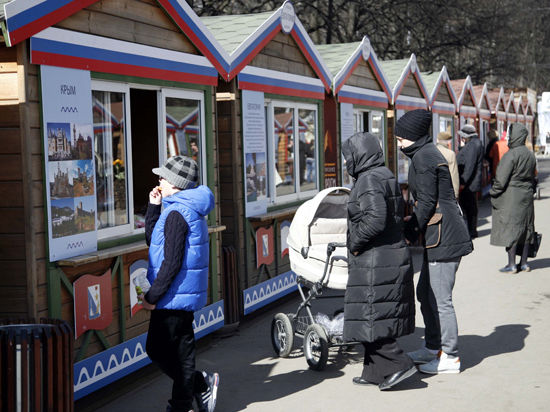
266, 99, 319, 206
92, 81, 207, 241
159, 88, 207, 185
352, 108, 385, 154
92, 80, 134, 240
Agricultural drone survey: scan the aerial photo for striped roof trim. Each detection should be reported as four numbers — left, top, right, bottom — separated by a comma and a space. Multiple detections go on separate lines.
1, 0, 230, 79
382, 54, 429, 105
202, 1, 332, 88
422, 66, 457, 109
451, 76, 478, 112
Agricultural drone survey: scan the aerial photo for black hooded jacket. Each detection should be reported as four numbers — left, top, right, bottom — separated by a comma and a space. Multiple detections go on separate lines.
341, 132, 415, 343
401, 135, 473, 261
457, 134, 484, 192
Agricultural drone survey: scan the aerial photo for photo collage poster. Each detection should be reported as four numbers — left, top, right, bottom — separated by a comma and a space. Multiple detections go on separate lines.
242, 90, 268, 217
340, 103, 355, 188
41, 65, 98, 261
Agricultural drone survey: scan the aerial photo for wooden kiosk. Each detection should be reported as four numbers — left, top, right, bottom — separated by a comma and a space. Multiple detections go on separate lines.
0, 0, 228, 399
201, 1, 334, 317
515, 94, 526, 126
506, 90, 518, 126
473, 83, 493, 146
316, 36, 393, 187
488, 87, 507, 137
422, 66, 458, 144
451, 76, 478, 148
380, 55, 430, 182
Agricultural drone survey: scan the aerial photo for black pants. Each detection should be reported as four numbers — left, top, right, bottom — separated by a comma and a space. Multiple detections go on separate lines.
459, 188, 479, 237
361, 338, 414, 384
146, 309, 207, 411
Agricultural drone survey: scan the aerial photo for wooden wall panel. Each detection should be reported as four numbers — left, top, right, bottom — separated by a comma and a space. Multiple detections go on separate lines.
250, 32, 315, 77
347, 60, 383, 92
56, 0, 199, 55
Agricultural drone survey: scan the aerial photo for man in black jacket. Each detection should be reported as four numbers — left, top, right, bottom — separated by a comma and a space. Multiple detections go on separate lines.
457, 124, 484, 238
396, 109, 473, 375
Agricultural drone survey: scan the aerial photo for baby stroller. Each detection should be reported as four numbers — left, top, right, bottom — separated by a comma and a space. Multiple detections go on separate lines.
270, 187, 355, 370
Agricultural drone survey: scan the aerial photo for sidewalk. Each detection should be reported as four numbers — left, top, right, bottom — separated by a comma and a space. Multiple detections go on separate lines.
92, 159, 550, 412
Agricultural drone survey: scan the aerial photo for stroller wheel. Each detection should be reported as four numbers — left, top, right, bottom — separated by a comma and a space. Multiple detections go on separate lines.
303, 324, 329, 371
271, 313, 294, 357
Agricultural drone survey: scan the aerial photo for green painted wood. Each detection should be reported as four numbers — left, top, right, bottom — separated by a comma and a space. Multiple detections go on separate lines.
115, 256, 126, 343
94, 330, 110, 350
58, 269, 74, 297
75, 330, 93, 362
98, 233, 144, 251
46, 265, 62, 319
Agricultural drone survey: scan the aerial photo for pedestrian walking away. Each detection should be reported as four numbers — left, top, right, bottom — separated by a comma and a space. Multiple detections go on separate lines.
457, 124, 484, 239
436, 130, 460, 199
341, 132, 416, 391
139, 155, 219, 412
490, 123, 537, 274
396, 109, 473, 375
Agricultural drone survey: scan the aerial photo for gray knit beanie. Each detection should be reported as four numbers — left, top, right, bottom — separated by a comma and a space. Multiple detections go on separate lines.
395, 109, 432, 141
152, 155, 198, 190
458, 124, 478, 139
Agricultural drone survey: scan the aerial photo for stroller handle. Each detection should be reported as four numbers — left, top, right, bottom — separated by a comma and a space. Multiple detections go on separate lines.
327, 242, 347, 255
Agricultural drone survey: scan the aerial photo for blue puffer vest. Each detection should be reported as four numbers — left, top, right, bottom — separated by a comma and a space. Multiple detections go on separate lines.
147, 185, 214, 311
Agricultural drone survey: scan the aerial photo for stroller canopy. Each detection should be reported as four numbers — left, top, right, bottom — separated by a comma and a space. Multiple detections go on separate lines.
287, 187, 350, 251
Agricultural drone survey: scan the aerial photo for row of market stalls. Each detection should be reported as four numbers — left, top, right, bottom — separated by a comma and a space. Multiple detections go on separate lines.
0, 0, 538, 400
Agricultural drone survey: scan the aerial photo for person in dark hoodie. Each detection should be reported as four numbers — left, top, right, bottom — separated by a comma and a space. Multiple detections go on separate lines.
139, 156, 219, 412
395, 110, 473, 375
490, 123, 537, 273
457, 124, 484, 238
342, 132, 416, 390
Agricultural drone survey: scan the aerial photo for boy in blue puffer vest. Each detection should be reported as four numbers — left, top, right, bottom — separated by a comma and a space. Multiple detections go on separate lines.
138, 155, 218, 412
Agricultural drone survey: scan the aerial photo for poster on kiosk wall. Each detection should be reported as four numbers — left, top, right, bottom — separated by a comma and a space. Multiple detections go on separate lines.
41, 65, 97, 261
242, 90, 268, 217
340, 103, 355, 188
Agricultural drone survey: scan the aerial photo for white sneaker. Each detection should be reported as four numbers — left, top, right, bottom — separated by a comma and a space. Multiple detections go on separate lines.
407, 347, 438, 364
419, 352, 461, 374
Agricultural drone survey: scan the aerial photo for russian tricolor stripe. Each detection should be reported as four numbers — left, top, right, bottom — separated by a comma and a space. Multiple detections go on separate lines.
238, 66, 325, 100
156, 0, 230, 75
431, 101, 456, 115
338, 85, 389, 108
395, 95, 428, 110
31, 28, 218, 86
3, 0, 99, 46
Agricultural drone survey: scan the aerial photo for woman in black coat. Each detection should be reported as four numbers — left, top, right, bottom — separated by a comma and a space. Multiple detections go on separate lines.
342, 132, 416, 391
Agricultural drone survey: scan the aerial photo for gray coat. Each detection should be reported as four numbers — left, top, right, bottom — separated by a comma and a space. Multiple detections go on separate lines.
490, 123, 536, 247
341, 133, 415, 343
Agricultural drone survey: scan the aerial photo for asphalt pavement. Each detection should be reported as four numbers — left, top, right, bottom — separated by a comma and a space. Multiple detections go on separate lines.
88, 157, 550, 412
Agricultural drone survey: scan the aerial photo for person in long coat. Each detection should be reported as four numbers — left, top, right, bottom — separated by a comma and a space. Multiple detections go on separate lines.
490, 123, 537, 273
342, 132, 416, 391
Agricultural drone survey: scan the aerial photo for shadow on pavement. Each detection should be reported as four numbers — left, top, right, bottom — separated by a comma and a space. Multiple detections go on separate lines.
476, 228, 491, 238
527, 257, 550, 271
458, 324, 530, 371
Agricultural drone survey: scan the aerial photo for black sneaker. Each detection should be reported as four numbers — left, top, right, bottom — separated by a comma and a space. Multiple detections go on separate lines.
195, 371, 219, 412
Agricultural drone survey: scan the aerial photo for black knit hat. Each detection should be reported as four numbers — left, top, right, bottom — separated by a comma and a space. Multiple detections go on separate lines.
395, 109, 432, 141
152, 155, 199, 189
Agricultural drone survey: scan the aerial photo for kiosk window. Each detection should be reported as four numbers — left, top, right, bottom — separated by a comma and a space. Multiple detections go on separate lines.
92, 88, 130, 236
92, 82, 206, 240
269, 101, 319, 203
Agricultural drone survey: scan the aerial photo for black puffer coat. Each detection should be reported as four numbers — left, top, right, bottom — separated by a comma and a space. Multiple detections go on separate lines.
457, 134, 484, 192
401, 135, 473, 261
342, 133, 415, 343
